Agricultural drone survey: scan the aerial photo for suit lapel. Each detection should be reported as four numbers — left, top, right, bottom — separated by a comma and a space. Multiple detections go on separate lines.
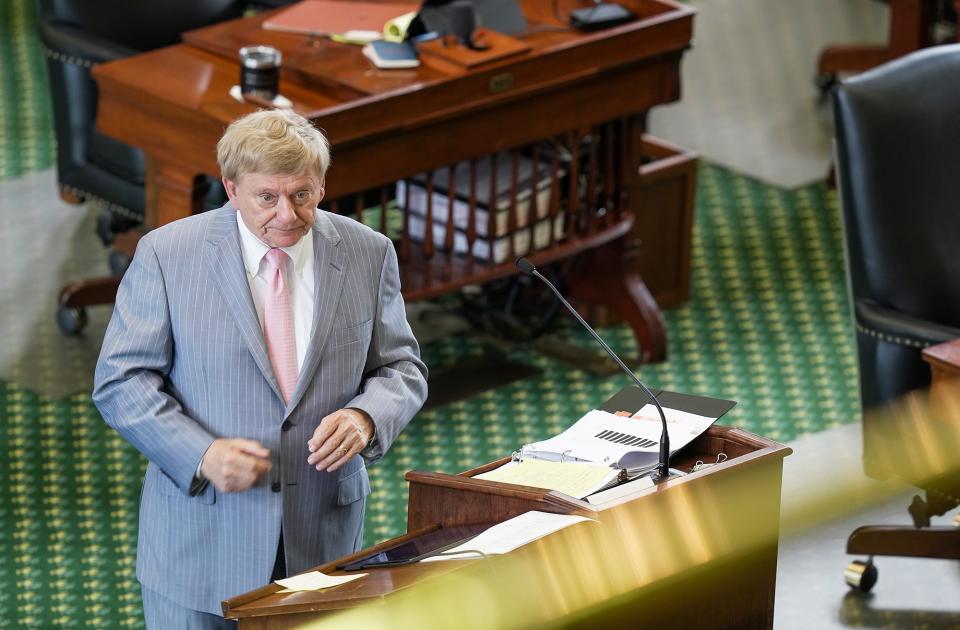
285, 214, 345, 416
203, 207, 283, 402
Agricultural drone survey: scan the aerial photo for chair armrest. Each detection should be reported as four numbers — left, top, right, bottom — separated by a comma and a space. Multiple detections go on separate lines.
855, 300, 960, 349
39, 20, 139, 67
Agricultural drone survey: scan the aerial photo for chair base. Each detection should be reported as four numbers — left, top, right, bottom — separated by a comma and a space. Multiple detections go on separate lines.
57, 277, 120, 335
847, 524, 960, 560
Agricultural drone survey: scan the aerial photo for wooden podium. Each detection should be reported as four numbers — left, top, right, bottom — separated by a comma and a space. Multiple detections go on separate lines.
223, 425, 791, 628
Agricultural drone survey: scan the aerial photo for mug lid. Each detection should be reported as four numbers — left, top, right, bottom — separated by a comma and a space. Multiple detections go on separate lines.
239, 45, 282, 68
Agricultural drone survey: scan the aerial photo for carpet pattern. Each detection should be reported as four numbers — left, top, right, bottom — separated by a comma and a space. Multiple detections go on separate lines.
0, 0, 860, 626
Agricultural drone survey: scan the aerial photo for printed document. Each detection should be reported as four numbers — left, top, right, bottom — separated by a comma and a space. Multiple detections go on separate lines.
520, 408, 715, 470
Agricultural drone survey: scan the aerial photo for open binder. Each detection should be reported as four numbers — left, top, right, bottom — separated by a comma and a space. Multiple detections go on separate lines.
476, 388, 737, 498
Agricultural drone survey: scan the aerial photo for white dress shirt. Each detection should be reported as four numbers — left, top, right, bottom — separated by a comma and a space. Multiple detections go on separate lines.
236, 212, 315, 371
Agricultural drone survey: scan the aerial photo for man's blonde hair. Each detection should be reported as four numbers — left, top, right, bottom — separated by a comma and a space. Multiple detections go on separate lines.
217, 109, 330, 182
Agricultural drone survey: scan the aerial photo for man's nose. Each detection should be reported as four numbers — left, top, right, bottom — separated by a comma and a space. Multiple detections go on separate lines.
276, 197, 298, 224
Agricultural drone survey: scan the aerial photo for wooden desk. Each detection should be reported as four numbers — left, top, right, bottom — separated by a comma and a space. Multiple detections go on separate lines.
923, 338, 960, 415
223, 425, 791, 628
91, 0, 695, 361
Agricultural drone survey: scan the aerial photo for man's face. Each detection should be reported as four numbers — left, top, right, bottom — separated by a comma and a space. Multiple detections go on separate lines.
224, 170, 325, 249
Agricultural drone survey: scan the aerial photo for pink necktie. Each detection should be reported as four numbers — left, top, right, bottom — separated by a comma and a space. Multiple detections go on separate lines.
263, 248, 298, 404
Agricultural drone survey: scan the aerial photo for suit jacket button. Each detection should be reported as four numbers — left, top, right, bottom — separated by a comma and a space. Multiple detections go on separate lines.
271, 482, 282, 493
281, 420, 293, 432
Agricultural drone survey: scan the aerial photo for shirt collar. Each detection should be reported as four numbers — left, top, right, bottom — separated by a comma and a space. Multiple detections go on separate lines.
235, 211, 313, 279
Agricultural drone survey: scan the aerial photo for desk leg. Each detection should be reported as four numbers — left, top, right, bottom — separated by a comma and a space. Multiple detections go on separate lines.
146, 158, 206, 228
567, 238, 667, 363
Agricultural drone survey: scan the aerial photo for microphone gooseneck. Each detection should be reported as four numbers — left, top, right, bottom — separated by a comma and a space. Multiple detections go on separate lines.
515, 257, 670, 482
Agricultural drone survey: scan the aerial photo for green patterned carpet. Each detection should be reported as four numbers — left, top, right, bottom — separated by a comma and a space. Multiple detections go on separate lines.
0, 0, 859, 626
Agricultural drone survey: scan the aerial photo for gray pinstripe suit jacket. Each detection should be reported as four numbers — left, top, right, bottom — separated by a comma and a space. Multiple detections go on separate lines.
93, 205, 427, 615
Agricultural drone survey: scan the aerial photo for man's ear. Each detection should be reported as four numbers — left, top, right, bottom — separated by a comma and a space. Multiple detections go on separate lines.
223, 177, 239, 204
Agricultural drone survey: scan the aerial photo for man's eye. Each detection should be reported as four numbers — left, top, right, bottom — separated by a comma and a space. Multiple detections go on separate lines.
295, 191, 310, 202
259, 194, 275, 204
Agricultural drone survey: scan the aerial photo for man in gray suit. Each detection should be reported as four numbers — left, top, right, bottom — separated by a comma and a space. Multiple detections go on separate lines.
93, 109, 428, 628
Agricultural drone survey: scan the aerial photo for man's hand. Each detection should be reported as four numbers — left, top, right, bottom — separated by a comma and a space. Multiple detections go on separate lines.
200, 439, 272, 493
307, 408, 374, 473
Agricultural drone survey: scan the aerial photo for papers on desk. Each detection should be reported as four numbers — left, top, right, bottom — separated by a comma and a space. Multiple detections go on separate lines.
275, 571, 365, 593
474, 459, 621, 499
520, 408, 716, 473
421, 511, 593, 562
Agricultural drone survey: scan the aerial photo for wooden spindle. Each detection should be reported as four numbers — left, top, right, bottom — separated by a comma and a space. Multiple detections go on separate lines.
617, 117, 630, 214
530, 143, 544, 248
400, 179, 410, 262
380, 186, 389, 235
444, 164, 456, 253
566, 131, 580, 238
549, 138, 561, 243
424, 171, 435, 259
507, 149, 519, 261
354, 193, 364, 226
487, 153, 498, 263
466, 159, 478, 264
586, 128, 598, 233
604, 121, 616, 222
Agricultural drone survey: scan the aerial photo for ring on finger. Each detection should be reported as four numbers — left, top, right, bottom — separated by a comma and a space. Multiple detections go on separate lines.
339, 445, 349, 455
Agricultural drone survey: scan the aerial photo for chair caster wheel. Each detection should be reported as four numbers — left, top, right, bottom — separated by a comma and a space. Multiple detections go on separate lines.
844, 559, 877, 593
57, 306, 88, 336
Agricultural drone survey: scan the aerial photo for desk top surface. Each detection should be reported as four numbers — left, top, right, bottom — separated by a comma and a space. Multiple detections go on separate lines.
92, 0, 694, 133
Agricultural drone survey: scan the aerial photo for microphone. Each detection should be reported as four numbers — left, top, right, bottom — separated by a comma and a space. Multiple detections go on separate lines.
515, 257, 671, 482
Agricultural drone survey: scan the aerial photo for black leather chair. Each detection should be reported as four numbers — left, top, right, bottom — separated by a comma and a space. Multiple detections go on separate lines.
833, 43, 960, 592
38, 0, 245, 334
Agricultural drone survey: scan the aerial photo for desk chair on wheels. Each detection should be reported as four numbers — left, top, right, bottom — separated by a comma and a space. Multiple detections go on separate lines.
832, 43, 960, 592
38, 0, 247, 334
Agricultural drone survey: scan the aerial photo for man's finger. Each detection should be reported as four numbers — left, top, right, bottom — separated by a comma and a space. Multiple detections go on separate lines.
307, 423, 351, 465
313, 436, 356, 471
307, 417, 338, 452
234, 439, 270, 459
325, 451, 354, 472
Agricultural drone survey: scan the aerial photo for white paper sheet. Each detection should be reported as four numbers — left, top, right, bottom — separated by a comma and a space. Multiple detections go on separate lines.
275, 571, 366, 592
421, 510, 593, 562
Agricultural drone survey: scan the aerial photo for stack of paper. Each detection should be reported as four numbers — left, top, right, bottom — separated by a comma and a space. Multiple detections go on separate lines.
474, 459, 621, 499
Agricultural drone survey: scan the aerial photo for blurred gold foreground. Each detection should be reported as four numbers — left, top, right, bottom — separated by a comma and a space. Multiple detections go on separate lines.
294, 386, 960, 629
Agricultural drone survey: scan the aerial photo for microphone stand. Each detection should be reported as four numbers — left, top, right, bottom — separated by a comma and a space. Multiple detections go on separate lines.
515, 257, 671, 482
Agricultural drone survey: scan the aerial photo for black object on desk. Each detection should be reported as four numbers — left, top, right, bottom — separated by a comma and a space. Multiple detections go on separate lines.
338, 523, 494, 571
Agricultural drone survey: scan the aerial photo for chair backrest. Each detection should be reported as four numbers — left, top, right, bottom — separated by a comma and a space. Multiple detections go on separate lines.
37, 0, 245, 215
833, 44, 960, 410
38, 0, 244, 53
834, 45, 960, 323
